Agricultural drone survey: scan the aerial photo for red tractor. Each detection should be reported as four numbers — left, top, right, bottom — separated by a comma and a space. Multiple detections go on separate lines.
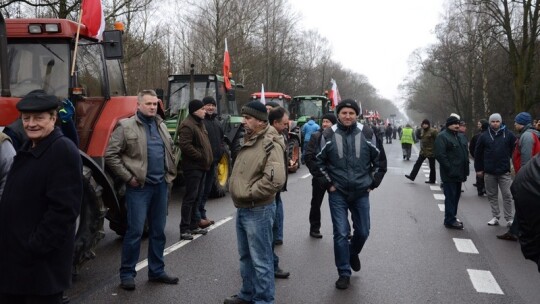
0, 14, 139, 274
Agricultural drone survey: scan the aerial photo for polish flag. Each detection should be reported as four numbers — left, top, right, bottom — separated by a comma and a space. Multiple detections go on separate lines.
329, 79, 341, 108
81, 0, 105, 40
223, 38, 232, 90
260, 84, 266, 104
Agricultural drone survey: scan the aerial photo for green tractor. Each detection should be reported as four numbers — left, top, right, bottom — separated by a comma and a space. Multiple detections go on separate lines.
289, 95, 331, 127
163, 72, 243, 197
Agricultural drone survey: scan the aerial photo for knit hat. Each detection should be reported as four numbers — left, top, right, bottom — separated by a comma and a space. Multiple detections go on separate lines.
450, 113, 460, 120
421, 119, 430, 126
16, 89, 60, 112
335, 99, 360, 115
322, 113, 337, 125
241, 101, 268, 121
446, 116, 460, 127
489, 113, 502, 122
514, 112, 532, 126
202, 96, 216, 105
480, 119, 489, 131
188, 99, 205, 114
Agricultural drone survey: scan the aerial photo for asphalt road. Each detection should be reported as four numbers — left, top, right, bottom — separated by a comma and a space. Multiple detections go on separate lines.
66, 140, 540, 304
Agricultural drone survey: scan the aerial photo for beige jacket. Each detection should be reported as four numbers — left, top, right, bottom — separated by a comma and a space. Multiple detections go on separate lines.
105, 114, 177, 185
229, 125, 286, 208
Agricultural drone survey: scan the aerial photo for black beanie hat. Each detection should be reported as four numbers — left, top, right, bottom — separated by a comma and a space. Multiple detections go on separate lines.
202, 96, 216, 105
421, 119, 430, 126
480, 119, 488, 131
335, 99, 360, 115
322, 113, 337, 125
241, 101, 268, 121
189, 99, 205, 114
446, 116, 460, 127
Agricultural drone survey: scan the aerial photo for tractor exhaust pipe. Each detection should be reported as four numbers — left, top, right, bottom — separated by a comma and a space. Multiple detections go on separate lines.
0, 12, 11, 97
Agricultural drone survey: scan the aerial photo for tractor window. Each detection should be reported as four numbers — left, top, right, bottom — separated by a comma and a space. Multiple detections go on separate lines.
299, 99, 323, 118
75, 42, 105, 97
7, 43, 69, 98
106, 59, 126, 96
168, 80, 218, 116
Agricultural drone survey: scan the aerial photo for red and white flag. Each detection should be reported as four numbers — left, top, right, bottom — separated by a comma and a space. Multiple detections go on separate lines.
330, 79, 341, 108
223, 38, 232, 90
81, 0, 105, 40
260, 84, 266, 105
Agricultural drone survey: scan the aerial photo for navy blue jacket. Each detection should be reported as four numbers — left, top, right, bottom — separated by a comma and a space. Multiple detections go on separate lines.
474, 125, 516, 174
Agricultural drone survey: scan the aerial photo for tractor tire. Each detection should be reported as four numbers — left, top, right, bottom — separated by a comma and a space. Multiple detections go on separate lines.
287, 138, 301, 173
230, 126, 245, 166
72, 166, 107, 276
209, 146, 231, 198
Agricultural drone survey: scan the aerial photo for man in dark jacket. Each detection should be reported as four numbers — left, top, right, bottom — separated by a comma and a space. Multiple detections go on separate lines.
435, 115, 470, 230
469, 119, 488, 196
0, 91, 82, 303
178, 99, 213, 240
195, 96, 224, 228
475, 113, 517, 227
315, 99, 386, 290
405, 119, 438, 183
305, 113, 337, 238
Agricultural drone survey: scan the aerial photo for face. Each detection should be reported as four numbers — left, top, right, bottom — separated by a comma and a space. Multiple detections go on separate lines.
21, 111, 57, 145
459, 124, 466, 133
514, 122, 524, 132
490, 120, 501, 130
477, 121, 482, 130
242, 115, 264, 134
321, 118, 333, 129
193, 107, 206, 119
204, 103, 216, 115
266, 105, 274, 113
272, 113, 289, 133
338, 108, 357, 127
422, 123, 429, 129
138, 94, 158, 117
447, 122, 460, 132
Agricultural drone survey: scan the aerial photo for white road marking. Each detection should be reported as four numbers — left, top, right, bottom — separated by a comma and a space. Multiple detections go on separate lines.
438, 204, 445, 211
467, 269, 504, 295
434, 194, 445, 200
423, 169, 430, 173
301, 173, 311, 179
430, 186, 442, 191
135, 216, 234, 271
453, 238, 479, 254
424, 174, 430, 178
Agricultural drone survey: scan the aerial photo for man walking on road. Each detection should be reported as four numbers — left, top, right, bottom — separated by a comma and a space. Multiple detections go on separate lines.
435, 115, 469, 230
474, 113, 516, 227
400, 124, 415, 160
315, 99, 385, 290
405, 119, 438, 184
224, 101, 286, 304
105, 89, 178, 290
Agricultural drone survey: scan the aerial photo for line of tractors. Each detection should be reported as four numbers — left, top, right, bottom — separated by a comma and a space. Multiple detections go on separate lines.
0, 14, 333, 276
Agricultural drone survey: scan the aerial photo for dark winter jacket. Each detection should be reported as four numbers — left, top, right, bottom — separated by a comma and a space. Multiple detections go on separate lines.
203, 113, 224, 161
419, 127, 438, 158
0, 127, 82, 295
474, 124, 516, 174
178, 114, 213, 171
511, 153, 540, 272
434, 128, 469, 183
315, 122, 385, 202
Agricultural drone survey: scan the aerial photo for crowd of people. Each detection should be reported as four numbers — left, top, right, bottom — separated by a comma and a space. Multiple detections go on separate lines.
1, 89, 539, 304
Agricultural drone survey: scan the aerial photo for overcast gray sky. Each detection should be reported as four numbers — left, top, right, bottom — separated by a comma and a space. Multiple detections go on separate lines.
289, 0, 446, 103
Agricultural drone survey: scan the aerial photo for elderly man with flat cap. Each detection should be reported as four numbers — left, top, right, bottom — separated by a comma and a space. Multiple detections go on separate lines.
0, 90, 83, 303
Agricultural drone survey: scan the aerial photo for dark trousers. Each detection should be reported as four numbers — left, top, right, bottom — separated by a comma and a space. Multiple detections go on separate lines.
309, 179, 327, 232
476, 174, 485, 195
409, 155, 436, 182
443, 182, 462, 225
195, 161, 217, 222
0, 293, 63, 304
180, 169, 206, 233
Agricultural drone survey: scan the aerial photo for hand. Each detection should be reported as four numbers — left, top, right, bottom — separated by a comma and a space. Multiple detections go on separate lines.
128, 176, 140, 187
329, 185, 336, 192
476, 171, 484, 177
59, 98, 75, 123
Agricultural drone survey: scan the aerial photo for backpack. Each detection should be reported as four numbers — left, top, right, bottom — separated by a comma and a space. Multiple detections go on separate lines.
513, 130, 540, 173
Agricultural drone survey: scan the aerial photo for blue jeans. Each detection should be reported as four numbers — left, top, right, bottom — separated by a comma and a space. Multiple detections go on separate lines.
195, 161, 217, 222
328, 191, 370, 277
120, 181, 168, 280
236, 203, 276, 304
442, 182, 461, 225
273, 192, 284, 242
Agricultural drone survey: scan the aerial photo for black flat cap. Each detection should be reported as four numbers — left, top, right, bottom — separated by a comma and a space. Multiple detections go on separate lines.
16, 90, 60, 112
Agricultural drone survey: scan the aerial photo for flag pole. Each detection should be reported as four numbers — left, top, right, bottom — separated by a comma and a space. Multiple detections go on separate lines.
71, 8, 84, 76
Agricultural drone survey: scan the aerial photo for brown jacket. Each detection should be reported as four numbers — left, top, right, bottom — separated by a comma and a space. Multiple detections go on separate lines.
178, 114, 213, 171
229, 125, 286, 208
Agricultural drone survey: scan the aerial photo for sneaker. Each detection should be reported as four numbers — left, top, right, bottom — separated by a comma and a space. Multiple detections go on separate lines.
191, 227, 208, 235
487, 217, 499, 226
350, 254, 361, 272
506, 220, 513, 227
335, 275, 350, 290
180, 232, 194, 240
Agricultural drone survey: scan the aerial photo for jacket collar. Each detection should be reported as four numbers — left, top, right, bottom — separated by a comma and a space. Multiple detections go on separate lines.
21, 127, 63, 158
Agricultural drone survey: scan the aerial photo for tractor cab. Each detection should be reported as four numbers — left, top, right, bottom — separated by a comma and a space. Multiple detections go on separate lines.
289, 95, 330, 127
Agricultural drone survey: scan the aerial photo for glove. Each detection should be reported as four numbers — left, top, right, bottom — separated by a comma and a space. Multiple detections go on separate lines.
59, 99, 75, 123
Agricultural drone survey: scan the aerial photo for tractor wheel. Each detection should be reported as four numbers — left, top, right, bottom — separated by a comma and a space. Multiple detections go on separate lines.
209, 147, 231, 198
72, 166, 107, 276
287, 138, 301, 173
231, 126, 245, 166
